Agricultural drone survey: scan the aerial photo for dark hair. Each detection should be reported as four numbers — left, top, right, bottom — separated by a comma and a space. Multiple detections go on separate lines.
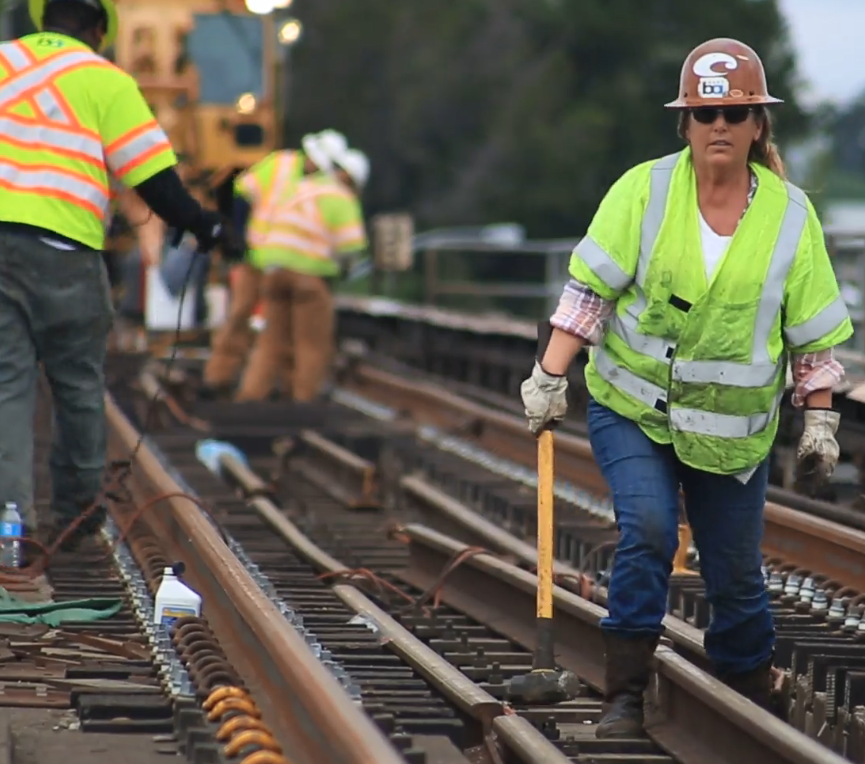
677, 107, 787, 179
42, 2, 105, 36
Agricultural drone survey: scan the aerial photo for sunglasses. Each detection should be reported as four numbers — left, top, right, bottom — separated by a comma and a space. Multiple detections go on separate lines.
690, 107, 753, 125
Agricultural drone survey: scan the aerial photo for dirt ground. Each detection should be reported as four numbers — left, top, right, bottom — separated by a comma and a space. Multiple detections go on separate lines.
0, 709, 179, 763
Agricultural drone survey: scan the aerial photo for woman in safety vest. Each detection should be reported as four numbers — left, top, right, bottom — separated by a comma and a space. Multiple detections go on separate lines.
521, 38, 853, 738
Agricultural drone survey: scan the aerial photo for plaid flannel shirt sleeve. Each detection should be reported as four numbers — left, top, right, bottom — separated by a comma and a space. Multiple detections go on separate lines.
790, 349, 845, 407
550, 279, 615, 345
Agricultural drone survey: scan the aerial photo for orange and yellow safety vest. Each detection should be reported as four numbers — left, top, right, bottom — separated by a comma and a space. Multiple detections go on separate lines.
0, 31, 177, 250
235, 150, 367, 278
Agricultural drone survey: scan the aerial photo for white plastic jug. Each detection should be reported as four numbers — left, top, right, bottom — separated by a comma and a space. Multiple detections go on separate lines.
154, 564, 202, 627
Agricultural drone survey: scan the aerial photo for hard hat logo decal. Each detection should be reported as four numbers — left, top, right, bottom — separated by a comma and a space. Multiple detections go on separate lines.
692, 52, 738, 77
692, 52, 738, 99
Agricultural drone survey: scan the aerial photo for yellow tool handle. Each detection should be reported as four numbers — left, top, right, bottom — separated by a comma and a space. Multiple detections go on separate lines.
536, 428, 554, 620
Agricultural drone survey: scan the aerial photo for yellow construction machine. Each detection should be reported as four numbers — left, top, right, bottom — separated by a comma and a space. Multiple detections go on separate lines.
104, 0, 289, 346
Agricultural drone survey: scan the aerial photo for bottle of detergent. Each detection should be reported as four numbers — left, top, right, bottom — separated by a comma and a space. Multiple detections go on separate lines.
153, 562, 202, 627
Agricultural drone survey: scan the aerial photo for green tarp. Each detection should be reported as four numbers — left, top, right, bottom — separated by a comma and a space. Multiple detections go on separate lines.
0, 586, 122, 626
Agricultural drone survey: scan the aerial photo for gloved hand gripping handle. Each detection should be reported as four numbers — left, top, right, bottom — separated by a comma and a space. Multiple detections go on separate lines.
535, 320, 560, 433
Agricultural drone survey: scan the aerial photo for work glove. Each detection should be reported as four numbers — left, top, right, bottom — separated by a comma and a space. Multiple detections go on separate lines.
520, 360, 568, 435
794, 409, 840, 494
189, 209, 226, 254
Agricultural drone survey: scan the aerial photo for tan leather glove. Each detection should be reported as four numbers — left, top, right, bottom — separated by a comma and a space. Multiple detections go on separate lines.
520, 361, 568, 435
794, 409, 840, 494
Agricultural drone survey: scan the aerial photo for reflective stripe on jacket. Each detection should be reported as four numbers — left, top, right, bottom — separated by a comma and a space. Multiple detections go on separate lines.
246, 169, 367, 277
0, 32, 176, 249
569, 148, 853, 474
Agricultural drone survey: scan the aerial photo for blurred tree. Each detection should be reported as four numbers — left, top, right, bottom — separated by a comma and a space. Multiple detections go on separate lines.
287, 0, 809, 238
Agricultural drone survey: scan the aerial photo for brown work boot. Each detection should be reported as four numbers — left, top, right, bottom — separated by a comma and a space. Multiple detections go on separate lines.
595, 633, 658, 739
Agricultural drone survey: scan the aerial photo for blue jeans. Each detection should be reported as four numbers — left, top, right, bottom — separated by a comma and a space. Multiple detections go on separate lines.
587, 397, 774, 674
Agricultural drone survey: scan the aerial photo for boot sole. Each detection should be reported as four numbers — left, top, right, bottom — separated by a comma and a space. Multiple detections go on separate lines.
595, 721, 646, 739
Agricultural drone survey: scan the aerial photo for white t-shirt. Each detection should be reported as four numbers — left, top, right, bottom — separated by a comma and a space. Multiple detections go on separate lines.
697, 209, 731, 280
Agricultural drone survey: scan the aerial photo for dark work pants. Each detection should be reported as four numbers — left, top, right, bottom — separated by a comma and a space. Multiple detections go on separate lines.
0, 232, 114, 525
587, 397, 775, 674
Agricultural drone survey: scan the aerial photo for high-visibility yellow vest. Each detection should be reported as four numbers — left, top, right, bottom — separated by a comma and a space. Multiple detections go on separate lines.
234, 150, 304, 204
234, 149, 304, 265
569, 148, 853, 475
240, 159, 367, 277
0, 32, 176, 250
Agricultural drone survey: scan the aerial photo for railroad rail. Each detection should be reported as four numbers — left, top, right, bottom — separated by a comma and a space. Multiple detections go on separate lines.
335, 359, 865, 595
4, 359, 411, 764
0, 370, 383, 763
126, 353, 865, 762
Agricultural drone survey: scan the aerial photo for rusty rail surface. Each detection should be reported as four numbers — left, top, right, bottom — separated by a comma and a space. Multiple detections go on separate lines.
399, 474, 710, 671
396, 525, 847, 764
145, 361, 860, 762
104, 393, 406, 764
216, 452, 575, 764
342, 362, 865, 593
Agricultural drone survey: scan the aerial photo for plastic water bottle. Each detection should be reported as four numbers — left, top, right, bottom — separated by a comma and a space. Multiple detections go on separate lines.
195, 439, 248, 477
0, 502, 22, 568
154, 562, 202, 627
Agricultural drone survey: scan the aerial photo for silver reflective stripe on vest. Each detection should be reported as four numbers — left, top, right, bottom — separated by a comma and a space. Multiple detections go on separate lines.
0, 50, 98, 111
595, 156, 810, 438
784, 293, 849, 348
34, 88, 71, 124
668, 390, 785, 438
603, 152, 680, 356
594, 346, 669, 409
0, 42, 31, 71
571, 235, 632, 291
638, 152, 680, 287
594, 346, 785, 437
571, 152, 682, 294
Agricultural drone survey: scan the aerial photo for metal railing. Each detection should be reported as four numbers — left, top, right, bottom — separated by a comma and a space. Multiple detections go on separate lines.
421, 238, 578, 318
349, 223, 865, 350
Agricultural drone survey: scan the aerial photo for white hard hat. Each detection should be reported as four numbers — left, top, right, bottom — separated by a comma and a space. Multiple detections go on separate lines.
301, 129, 348, 173
333, 148, 370, 190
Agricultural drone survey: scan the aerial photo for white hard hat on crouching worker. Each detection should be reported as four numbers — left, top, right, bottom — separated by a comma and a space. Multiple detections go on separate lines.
29, 0, 119, 52
332, 148, 370, 190
301, 129, 348, 174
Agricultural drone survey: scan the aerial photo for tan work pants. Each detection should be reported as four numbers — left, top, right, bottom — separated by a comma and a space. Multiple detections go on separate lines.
236, 268, 334, 402
203, 264, 262, 386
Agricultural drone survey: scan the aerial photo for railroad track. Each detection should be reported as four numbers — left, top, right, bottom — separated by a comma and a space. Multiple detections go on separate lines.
0, 373, 280, 762
1, 360, 411, 764
107, 359, 410, 764
123, 354, 865, 763
333, 359, 865, 592
333, 295, 865, 489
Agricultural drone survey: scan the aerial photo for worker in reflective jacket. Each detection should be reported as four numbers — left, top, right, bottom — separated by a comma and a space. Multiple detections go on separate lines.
520, 38, 852, 738
3, 0, 224, 550
234, 146, 369, 402
200, 130, 349, 398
